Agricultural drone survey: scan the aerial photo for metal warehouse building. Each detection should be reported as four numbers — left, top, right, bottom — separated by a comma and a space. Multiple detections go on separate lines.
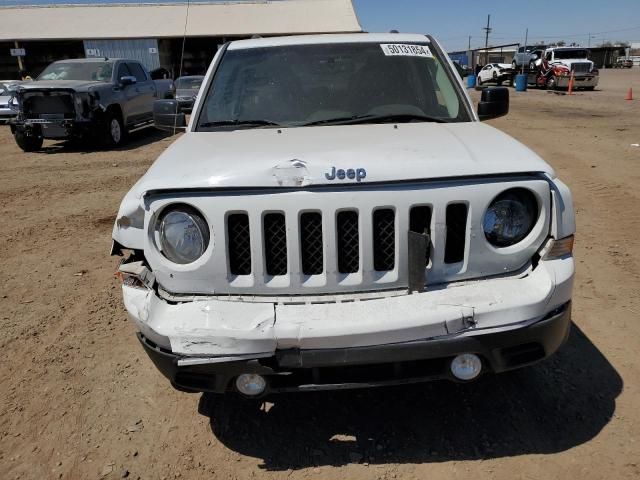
0, 0, 361, 79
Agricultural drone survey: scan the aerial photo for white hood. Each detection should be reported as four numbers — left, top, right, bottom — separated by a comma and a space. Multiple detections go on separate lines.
131, 122, 554, 194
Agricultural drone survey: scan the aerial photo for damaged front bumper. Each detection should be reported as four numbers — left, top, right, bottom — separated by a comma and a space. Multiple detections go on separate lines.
11, 118, 95, 139
556, 74, 599, 89
123, 255, 574, 393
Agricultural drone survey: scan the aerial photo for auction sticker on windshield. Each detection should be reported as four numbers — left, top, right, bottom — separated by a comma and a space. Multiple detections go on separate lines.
380, 44, 432, 58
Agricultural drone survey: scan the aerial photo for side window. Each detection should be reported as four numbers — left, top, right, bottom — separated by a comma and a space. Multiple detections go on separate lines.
483, 65, 492, 70
127, 62, 147, 82
545, 52, 552, 61
518, 47, 525, 53
117, 63, 132, 80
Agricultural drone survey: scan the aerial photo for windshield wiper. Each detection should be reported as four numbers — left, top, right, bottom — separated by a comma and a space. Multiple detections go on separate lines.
199, 119, 282, 129
301, 113, 449, 126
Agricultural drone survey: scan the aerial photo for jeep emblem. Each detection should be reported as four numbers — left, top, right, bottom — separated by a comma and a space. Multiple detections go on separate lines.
325, 166, 367, 182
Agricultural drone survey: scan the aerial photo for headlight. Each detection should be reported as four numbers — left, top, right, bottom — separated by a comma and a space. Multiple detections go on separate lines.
483, 188, 538, 247
157, 206, 210, 264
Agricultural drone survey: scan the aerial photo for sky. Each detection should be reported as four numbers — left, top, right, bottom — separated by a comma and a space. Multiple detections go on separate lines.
1, 0, 639, 51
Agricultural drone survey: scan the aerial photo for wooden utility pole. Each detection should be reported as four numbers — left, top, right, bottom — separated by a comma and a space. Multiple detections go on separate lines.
14, 41, 24, 73
482, 14, 492, 64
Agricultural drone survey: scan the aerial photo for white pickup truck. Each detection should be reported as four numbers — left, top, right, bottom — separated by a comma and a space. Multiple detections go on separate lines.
112, 33, 575, 397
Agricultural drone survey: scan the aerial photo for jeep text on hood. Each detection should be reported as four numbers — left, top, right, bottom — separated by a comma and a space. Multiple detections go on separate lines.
113, 33, 575, 396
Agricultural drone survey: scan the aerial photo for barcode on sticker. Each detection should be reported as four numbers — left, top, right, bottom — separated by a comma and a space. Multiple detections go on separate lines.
380, 44, 433, 58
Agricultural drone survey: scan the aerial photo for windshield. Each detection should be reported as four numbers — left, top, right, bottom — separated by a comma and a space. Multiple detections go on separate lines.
554, 49, 588, 60
196, 42, 470, 130
38, 62, 114, 81
176, 76, 204, 90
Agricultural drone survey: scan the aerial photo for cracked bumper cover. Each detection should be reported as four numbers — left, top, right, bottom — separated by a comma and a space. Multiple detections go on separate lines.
125, 257, 573, 392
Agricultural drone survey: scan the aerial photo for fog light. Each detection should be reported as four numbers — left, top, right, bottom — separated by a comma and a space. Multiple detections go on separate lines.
235, 374, 267, 396
450, 354, 482, 381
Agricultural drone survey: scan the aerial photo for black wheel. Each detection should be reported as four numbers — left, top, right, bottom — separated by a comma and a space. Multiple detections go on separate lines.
584, 86, 595, 91
477, 76, 483, 86
493, 71, 498, 81
101, 111, 125, 148
14, 128, 43, 152
529, 61, 536, 71
547, 75, 558, 90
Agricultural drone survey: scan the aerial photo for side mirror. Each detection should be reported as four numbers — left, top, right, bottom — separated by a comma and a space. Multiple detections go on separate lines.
535, 58, 543, 67
120, 76, 137, 86
477, 86, 509, 121
153, 99, 186, 133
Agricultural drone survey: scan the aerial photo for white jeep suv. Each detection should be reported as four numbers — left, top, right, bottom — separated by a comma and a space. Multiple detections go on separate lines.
112, 34, 575, 397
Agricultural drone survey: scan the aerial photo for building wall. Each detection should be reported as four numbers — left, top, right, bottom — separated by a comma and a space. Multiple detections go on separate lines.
84, 39, 161, 71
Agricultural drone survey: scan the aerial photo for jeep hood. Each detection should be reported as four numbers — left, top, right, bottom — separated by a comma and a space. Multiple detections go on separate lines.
131, 122, 554, 195
18, 80, 109, 91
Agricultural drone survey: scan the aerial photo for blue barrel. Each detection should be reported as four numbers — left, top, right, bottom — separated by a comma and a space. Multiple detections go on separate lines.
514, 74, 528, 92
467, 74, 476, 88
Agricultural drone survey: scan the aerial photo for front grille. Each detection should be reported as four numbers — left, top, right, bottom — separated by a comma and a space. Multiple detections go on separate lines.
571, 62, 591, 73
337, 211, 360, 274
300, 212, 324, 275
22, 91, 75, 119
227, 214, 251, 275
264, 213, 288, 276
170, 178, 551, 295
373, 209, 395, 271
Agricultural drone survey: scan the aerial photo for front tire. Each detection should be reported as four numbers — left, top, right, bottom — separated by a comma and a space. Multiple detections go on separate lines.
102, 112, 125, 148
14, 128, 43, 152
547, 75, 558, 90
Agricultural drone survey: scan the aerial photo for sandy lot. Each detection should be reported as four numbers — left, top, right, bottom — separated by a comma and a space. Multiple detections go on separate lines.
1, 69, 639, 480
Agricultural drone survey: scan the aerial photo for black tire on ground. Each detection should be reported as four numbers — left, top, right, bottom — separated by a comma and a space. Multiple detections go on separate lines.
14, 129, 43, 152
101, 111, 126, 149
547, 75, 558, 90
584, 86, 595, 91
477, 76, 483, 86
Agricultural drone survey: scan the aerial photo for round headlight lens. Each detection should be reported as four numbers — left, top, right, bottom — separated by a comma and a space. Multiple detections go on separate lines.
483, 188, 538, 247
158, 206, 210, 264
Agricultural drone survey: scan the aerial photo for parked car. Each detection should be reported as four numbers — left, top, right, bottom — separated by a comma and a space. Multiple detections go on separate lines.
9, 58, 175, 151
613, 58, 633, 68
477, 63, 512, 85
113, 33, 575, 397
0, 80, 23, 123
512, 45, 546, 71
174, 75, 205, 113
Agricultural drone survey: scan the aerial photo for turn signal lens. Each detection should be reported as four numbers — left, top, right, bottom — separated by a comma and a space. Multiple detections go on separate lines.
543, 235, 574, 260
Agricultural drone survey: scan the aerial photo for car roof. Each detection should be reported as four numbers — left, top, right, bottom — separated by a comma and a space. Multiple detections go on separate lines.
228, 33, 430, 50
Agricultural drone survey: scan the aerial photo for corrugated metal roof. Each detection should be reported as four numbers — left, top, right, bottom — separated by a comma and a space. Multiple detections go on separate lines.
0, 0, 361, 41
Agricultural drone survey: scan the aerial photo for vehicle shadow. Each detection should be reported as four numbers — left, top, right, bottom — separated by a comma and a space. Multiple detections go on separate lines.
38, 127, 173, 154
199, 323, 622, 470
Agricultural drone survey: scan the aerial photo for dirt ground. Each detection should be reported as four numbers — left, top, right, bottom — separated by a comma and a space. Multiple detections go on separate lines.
1, 69, 639, 480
